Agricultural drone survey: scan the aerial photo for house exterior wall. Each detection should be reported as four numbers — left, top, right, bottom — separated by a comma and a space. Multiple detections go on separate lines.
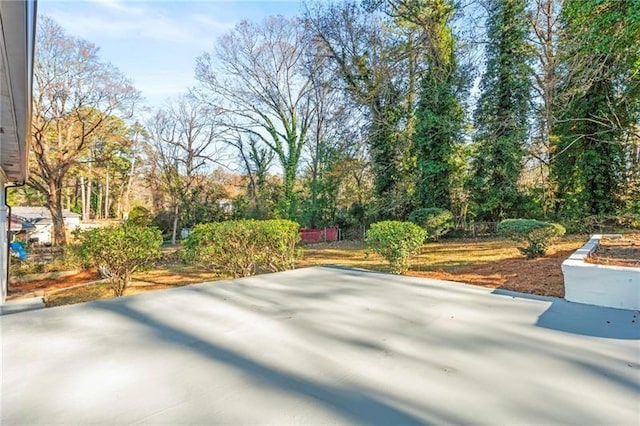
0, 1, 37, 304
0, 174, 7, 303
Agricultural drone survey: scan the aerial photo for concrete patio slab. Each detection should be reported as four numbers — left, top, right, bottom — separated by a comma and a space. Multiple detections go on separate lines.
2, 266, 639, 424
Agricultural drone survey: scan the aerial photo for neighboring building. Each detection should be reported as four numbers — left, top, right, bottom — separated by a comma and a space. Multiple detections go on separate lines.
217, 198, 235, 215
12, 206, 81, 244
1, 1, 37, 303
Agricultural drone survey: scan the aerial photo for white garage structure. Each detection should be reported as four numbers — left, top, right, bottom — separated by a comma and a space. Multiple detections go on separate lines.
0, 1, 37, 303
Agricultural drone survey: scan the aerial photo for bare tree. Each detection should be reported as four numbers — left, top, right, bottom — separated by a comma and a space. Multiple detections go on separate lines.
304, 1, 422, 218
30, 17, 139, 244
526, 0, 562, 212
147, 95, 223, 244
220, 125, 276, 218
195, 16, 318, 218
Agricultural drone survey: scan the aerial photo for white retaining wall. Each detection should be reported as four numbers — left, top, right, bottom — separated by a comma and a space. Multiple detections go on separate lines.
562, 234, 640, 311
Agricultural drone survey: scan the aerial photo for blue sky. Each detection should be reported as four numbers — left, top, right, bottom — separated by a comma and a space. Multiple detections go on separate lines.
39, 0, 303, 109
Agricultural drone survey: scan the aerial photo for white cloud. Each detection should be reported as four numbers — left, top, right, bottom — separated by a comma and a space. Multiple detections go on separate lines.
88, 0, 144, 15
38, 0, 299, 108
47, 2, 233, 47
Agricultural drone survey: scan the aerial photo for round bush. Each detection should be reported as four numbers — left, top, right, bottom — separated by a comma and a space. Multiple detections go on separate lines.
408, 208, 454, 241
365, 221, 426, 274
75, 224, 163, 296
182, 219, 300, 278
497, 219, 566, 258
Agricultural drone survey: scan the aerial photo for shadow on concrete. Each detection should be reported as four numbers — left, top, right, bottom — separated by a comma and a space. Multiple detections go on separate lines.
4, 266, 638, 424
492, 288, 640, 340
92, 299, 433, 425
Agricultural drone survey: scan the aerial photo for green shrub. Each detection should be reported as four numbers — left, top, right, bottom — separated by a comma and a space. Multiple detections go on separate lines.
497, 219, 566, 258
76, 224, 163, 296
182, 219, 300, 278
408, 208, 454, 241
256, 219, 301, 272
365, 221, 426, 274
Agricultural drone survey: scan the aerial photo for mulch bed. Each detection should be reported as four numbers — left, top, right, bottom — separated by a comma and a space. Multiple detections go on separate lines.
413, 248, 574, 298
7, 270, 102, 299
586, 233, 640, 268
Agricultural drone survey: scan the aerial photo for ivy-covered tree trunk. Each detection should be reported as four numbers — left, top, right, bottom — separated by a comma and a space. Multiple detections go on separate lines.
469, 0, 532, 221
396, 0, 465, 212
550, 0, 639, 217
552, 77, 626, 217
370, 106, 416, 220
414, 63, 464, 211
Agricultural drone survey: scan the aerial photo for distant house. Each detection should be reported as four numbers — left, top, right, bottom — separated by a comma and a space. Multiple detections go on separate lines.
12, 207, 81, 244
217, 199, 235, 215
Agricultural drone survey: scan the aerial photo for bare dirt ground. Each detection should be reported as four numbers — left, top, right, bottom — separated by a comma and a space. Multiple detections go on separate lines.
412, 248, 575, 297
8, 270, 102, 300
586, 233, 640, 267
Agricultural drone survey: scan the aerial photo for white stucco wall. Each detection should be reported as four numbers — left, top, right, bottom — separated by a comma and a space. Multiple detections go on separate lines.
0, 175, 7, 303
562, 235, 640, 311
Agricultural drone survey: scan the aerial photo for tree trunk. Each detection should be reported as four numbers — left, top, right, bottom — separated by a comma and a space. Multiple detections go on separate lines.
104, 162, 110, 219
47, 180, 67, 246
97, 184, 103, 220
80, 176, 86, 221
171, 204, 179, 245
123, 158, 136, 219
86, 177, 93, 220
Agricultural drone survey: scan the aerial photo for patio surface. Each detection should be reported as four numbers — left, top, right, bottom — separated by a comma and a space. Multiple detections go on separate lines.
2, 266, 639, 424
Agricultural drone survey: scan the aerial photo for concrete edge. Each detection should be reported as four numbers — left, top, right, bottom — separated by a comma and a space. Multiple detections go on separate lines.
562, 234, 638, 272
0, 296, 45, 315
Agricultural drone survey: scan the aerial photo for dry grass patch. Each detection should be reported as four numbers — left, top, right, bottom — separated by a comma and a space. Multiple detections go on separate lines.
44, 263, 224, 307
29, 235, 588, 307
299, 236, 587, 297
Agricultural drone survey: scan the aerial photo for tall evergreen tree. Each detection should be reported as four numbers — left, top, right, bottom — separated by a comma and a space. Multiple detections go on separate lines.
469, 0, 532, 221
551, 0, 640, 218
405, 0, 465, 211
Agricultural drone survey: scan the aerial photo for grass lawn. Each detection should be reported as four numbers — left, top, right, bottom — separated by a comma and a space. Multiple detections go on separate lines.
11, 236, 588, 307
44, 264, 229, 307
300, 236, 587, 297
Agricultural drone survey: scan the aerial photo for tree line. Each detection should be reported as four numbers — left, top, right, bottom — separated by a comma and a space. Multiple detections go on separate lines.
16, 0, 639, 245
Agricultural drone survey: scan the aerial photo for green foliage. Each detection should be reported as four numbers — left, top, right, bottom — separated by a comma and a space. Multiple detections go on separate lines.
563, 215, 640, 234
550, 0, 639, 218
151, 210, 175, 237
414, 72, 465, 211
370, 110, 417, 221
497, 219, 566, 258
410, 0, 466, 211
365, 221, 426, 273
469, 0, 532, 221
408, 208, 454, 241
10, 249, 82, 277
127, 205, 152, 226
182, 219, 301, 278
180, 184, 228, 229
75, 224, 163, 296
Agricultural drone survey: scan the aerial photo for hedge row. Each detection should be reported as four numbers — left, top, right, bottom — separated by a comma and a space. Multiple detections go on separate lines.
182, 219, 300, 278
